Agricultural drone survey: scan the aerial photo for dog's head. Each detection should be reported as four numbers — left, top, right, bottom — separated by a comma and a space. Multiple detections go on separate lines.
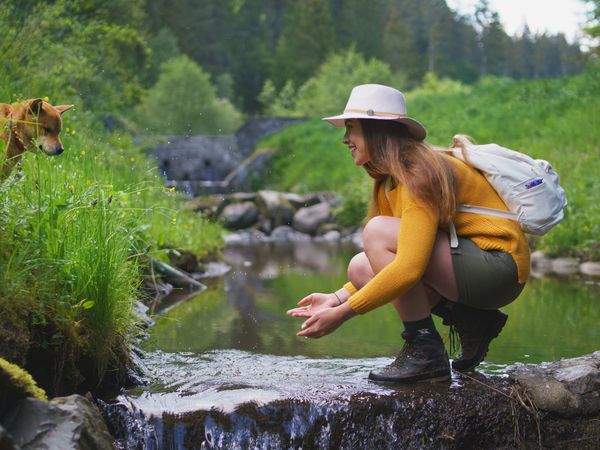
17, 98, 74, 156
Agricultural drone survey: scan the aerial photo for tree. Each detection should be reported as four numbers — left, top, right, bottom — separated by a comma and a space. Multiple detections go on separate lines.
0, 0, 147, 113
292, 48, 407, 116
584, 0, 600, 53
135, 56, 243, 135
382, 2, 420, 82
271, 0, 336, 89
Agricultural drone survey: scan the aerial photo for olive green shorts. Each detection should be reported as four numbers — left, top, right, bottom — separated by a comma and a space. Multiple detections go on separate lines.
451, 238, 525, 310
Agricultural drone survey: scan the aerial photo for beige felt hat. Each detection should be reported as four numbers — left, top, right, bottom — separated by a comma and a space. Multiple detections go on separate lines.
322, 84, 427, 141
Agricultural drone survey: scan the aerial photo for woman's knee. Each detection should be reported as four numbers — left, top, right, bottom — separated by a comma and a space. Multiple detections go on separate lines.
347, 252, 374, 289
362, 216, 400, 254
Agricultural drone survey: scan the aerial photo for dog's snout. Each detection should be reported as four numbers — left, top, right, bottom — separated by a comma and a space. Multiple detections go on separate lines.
55, 146, 64, 155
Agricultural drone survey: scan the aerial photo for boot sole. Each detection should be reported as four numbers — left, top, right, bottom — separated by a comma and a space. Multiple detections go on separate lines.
368, 369, 451, 384
452, 312, 508, 372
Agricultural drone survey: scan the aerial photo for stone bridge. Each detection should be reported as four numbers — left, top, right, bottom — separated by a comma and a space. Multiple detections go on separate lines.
148, 118, 301, 195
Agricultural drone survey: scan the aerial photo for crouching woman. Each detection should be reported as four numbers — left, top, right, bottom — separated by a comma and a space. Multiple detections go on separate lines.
287, 84, 530, 383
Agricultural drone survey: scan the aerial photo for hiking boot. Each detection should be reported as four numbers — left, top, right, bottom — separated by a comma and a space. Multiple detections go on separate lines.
369, 331, 450, 383
447, 304, 508, 372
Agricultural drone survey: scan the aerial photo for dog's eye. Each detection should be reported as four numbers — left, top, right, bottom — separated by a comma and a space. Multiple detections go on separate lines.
44, 127, 52, 133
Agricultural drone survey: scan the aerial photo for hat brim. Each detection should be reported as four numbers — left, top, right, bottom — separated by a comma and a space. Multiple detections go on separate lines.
322, 113, 427, 141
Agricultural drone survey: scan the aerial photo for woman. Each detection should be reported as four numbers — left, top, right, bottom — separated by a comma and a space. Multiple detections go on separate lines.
287, 84, 530, 383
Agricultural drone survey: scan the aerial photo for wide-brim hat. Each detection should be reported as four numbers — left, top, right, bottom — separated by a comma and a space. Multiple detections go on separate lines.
322, 84, 427, 141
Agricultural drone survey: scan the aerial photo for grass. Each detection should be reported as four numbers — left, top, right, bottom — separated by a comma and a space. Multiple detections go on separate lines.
0, 117, 224, 393
257, 64, 600, 259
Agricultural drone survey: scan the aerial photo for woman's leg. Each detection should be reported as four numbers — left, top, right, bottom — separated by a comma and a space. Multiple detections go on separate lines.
354, 215, 458, 321
351, 216, 455, 382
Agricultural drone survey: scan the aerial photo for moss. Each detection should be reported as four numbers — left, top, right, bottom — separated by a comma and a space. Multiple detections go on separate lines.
0, 357, 47, 418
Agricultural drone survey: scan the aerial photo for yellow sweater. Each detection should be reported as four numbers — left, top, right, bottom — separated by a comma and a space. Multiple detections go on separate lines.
346, 155, 530, 315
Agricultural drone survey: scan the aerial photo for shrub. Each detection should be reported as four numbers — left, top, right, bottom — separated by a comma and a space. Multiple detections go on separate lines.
134, 55, 243, 135
293, 48, 408, 117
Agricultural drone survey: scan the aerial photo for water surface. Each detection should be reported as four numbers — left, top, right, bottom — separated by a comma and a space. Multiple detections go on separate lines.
146, 241, 600, 367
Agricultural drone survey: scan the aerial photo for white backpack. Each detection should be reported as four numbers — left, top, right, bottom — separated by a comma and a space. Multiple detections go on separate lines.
445, 135, 567, 246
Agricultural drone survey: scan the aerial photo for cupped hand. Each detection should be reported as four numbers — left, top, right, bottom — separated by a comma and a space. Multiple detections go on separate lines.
286, 292, 338, 318
296, 303, 355, 339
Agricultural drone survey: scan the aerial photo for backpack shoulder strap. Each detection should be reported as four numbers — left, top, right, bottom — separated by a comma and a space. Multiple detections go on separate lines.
458, 204, 518, 220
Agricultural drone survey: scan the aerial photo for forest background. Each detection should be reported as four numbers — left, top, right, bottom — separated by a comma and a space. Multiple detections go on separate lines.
0, 0, 599, 399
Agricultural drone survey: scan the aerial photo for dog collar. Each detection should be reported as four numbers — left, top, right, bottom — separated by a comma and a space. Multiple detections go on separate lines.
6, 111, 26, 152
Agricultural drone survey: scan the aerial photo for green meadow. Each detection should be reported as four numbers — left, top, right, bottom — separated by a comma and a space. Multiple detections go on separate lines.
258, 65, 600, 260
0, 125, 223, 394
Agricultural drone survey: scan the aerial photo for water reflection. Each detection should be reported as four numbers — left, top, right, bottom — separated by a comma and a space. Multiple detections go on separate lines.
146, 241, 600, 366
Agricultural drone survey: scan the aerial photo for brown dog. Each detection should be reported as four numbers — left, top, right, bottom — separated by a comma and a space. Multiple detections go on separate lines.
1, 98, 74, 177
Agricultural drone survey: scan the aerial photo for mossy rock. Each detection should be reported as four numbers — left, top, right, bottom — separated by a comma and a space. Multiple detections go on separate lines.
0, 358, 47, 418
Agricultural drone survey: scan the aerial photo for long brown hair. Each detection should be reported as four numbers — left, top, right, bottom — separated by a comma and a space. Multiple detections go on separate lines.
360, 119, 457, 227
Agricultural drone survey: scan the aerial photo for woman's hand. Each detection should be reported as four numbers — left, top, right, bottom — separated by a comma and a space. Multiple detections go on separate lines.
286, 292, 339, 318
296, 302, 356, 339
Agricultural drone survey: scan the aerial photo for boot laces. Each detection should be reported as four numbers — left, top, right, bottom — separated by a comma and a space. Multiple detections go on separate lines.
446, 325, 460, 356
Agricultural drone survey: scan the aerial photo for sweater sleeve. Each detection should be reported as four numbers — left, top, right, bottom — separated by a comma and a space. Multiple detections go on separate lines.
348, 187, 440, 314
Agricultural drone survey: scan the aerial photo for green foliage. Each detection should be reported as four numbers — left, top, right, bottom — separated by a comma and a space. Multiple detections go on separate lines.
134, 55, 243, 135
0, 0, 147, 113
271, 0, 335, 89
584, 0, 600, 53
257, 119, 370, 194
145, 0, 586, 113
0, 123, 223, 391
258, 80, 297, 117
334, 183, 371, 227
142, 27, 182, 87
260, 48, 407, 117
408, 72, 471, 98
293, 48, 408, 117
255, 67, 600, 259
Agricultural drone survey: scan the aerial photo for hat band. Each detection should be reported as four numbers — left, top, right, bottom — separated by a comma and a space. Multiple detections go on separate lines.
344, 108, 403, 118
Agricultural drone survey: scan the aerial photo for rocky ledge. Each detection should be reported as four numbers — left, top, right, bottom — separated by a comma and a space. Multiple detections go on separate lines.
100, 351, 600, 449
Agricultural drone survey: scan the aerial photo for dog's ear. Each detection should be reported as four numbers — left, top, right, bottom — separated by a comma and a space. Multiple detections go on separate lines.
27, 98, 44, 116
54, 104, 74, 115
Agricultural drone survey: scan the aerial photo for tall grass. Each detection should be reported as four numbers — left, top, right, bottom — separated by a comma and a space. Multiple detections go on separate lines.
0, 117, 223, 392
257, 65, 600, 259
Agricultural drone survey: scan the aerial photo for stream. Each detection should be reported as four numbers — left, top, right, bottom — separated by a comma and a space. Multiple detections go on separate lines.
103, 241, 600, 449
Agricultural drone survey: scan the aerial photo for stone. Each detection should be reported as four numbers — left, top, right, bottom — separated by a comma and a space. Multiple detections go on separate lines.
314, 230, 341, 242
510, 351, 600, 417
270, 225, 296, 241
219, 201, 260, 230
282, 192, 309, 209
293, 202, 331, 235
132, 301, 154, 329
0, 424, 16, 450
580, 261, 600, 277
228, 192, 257, 203
530, 251, 552, 277
341, 230, 364, 249
270, 226, 311, 242
551, 257, 580, 275
3, 395, 114, 450
224, 229, 269, 244
256, 190, 294, 228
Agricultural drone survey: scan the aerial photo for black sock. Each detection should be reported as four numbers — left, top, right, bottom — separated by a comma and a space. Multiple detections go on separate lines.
403, 315, 441, 341
430, 298, 452, 322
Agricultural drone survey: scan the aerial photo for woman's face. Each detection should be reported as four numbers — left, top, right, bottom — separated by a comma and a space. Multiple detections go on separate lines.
342, 119, 370, 166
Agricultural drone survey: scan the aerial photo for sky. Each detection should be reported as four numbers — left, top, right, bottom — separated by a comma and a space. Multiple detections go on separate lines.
446, 0, 593, 43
